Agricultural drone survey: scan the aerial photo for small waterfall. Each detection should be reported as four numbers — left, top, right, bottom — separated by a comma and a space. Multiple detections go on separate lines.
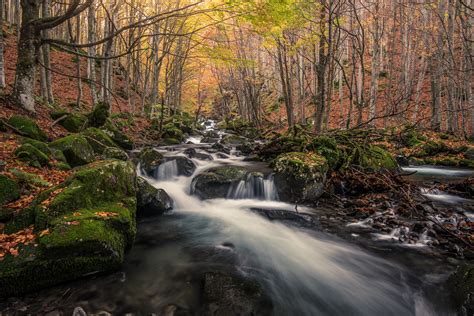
227, 173, 279, 201
154, 160, 178, 180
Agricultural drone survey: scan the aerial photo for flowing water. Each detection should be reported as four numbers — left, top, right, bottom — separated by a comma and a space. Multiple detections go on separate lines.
2, 134, 467, 315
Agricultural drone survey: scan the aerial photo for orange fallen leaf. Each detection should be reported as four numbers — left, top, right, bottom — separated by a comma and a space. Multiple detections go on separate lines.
39, 229, 50, 237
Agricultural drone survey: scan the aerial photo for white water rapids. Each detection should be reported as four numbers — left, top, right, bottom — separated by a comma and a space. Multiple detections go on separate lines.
139, 152, 439, 316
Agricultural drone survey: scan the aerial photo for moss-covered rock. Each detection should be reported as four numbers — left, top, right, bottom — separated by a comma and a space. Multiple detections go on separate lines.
221, 135, 248, 145
50, 110, 87, 132
464, 147, 474, 160
87, 102, 110, 128
137, 177, 173, 216
101, 119, 133, 150
192, 166, 248, 199
103, 147, 128, 161
8, 115, 47, 141
14, 143, 51, 167
0, 160, 138, 298
137, 147, 163, 175
21, 137, 50, 155
348, 145, 398, 170
161, 122, 184, 142
272, 152, 328, 203
161, 138, 181, 145
49, 134, 95, 167
82, 127, 118, 154
0, 174, 20, 205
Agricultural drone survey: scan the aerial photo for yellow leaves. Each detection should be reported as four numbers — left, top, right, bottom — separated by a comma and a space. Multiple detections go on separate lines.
95, 212, 118, 218
73, 212, 82, 217
39, 229, 50, 237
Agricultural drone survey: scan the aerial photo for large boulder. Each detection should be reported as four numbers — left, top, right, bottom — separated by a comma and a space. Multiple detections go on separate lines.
202, 271, 272, 316
50, 110, 87, 133
49, 134, 95, 167
82, 127, 119, 154
0, 160, 137, 298
272, 152, 329, 203
0, 174, 20, 205
137, 177, 173, 216
87, 102, 110, 128
158, 156, 196, 177
184, 148, 213, 161
192, 166, 247, 199
8, 115, 47, 141
137, 147, 163, 175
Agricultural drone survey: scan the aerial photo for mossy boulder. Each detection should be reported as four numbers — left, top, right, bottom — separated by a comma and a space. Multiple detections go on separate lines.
161, 122, 184, 142
8, 115, 47, 141
348, 145, 398, 170
192, 166, 247, 199
161, 138, 181, 145
0, 174, 20, 205
49, 134, 95, 167
414, 141, 450, 157
272, 152, 329, 203
137, 177, 173, 216
21, 137, 50, 155
101, 119, 133, 150
0, 160, 138, 297
103, 147, 128, 161
87, 102, 110, 128
82, 127, 118, 154
50, 110, 87, 132
137, 147, 163, 175
14, 143, 50, 168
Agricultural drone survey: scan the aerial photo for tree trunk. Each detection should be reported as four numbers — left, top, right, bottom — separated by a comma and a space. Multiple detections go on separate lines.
13, 0, 40, 113
0, 0, 6, 88
41, 0, 53, 103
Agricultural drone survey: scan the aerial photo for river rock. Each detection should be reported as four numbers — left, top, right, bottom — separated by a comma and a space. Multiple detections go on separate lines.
212, 142, 231, 154
184, 148, 213, 161
250, 208, 315, 227
138, 147, 163, 175
273, 152, 329, 203
0, 160, 137, 298
202, 271, 272, 316
161, 156, 197, 176
137, 177, 173, 216
447, 264, 474, 315
221, 135, 248, 145
192, 166, 247, 199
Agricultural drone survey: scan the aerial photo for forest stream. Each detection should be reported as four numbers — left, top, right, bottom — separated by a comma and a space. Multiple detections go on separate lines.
1, 122, 472, 316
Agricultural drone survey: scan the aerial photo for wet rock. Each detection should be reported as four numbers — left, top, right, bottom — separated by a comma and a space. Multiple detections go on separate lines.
236, 142, 255, 155
137, 177, 173, 216
243, 154, 260, 162
221, 135, 248, 145
216, 152, 230, 159
183, 148, 213, 161
212, 142, 231, 154
192, 166, 247, 199
250, 208, 315, 227
447, 264, 474, 315
162, 156, 196, 176
137, 147, 163, 175
202, 271, 272, 316
272, 152, 329, 203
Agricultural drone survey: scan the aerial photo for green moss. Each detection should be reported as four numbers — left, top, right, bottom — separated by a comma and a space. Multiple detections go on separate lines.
21, 138, 50, 155
51, 110, 87, 132
0, 174, 20, 205
103, 147, 128, 161
49, 134, 95, 167
101, 119, 133, 150
3, 207, 35, 234
8, 115, 47, 141
161, 122, 184, 142
52, 161, 71, 170
354, 145, 398, 170
138, 147, 163, 174
82, 127, 118, 154
34, 160, 136, 226
87, 102, 110, 128
162, 138, 180, 145
273, 152, 328, 182
9, 168, 50, 188
14, 143, 51, 167
221, 135, 247, 145
309, 136, 342, 169
212, 166, 248, 180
